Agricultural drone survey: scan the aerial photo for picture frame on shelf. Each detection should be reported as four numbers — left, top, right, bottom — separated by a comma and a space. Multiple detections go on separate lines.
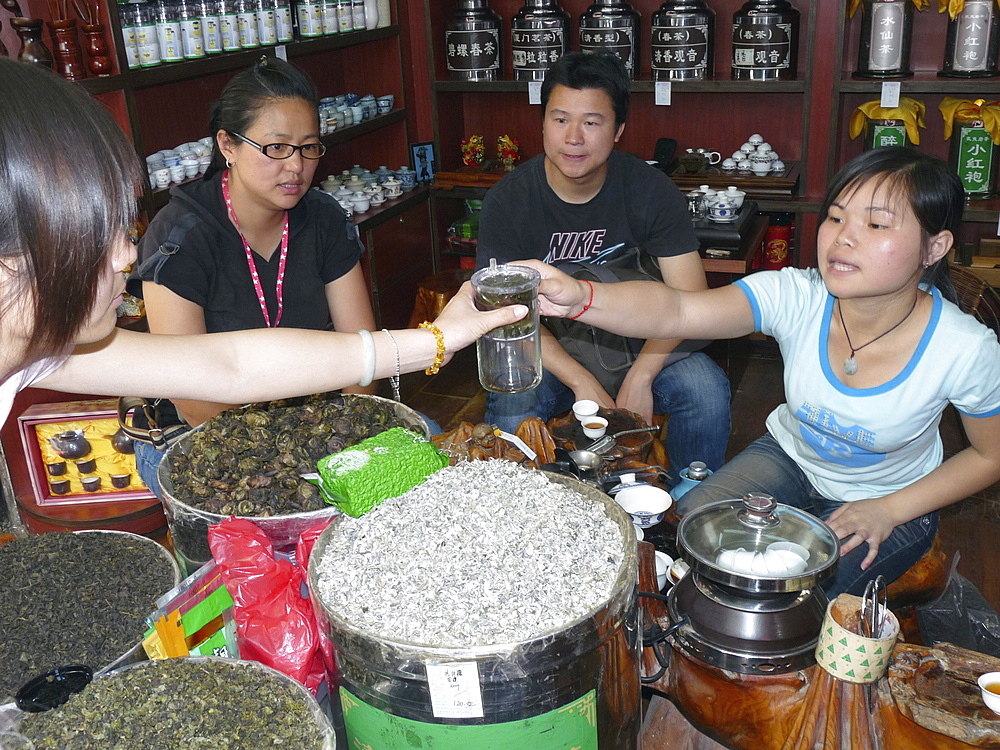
410, 141, 436, 185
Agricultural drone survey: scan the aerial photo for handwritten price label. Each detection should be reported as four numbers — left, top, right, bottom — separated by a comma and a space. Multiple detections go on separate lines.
426, 661, 484, 718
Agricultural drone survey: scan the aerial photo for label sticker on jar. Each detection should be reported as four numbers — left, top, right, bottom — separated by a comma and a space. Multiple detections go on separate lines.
446, 28, 501, 73
425, 661, 484, 718
732, 21, 792, 72
651, 23, 709, 76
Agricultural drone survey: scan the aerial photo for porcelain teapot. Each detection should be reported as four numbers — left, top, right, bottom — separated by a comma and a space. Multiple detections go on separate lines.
349, 190, 370, 212
383, 177, 402, 198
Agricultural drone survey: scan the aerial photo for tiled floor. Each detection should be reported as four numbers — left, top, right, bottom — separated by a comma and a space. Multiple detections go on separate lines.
392, 340, 1000, 618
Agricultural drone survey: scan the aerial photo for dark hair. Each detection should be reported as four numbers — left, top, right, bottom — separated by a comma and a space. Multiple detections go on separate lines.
0, 58, 142, 369
541, 50, 631, 128
819, 147, 964, 303
207, 56, 319, 176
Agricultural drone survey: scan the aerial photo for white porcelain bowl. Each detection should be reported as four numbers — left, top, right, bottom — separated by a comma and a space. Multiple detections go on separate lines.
615, 484, 673, 528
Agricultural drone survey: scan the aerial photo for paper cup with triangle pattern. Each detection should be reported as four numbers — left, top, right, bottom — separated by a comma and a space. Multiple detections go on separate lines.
815, 593, 899, 684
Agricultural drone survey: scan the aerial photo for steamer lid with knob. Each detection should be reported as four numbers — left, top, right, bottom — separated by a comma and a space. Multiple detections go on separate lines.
676, 493, 840, 594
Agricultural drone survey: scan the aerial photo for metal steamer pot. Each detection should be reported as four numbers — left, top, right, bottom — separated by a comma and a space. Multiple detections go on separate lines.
664, 493, 840, 675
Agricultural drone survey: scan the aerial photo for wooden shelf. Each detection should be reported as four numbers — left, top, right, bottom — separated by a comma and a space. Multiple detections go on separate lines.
838, 74, 1000, 95
433, 78, 807, 94
79, 74, 125, 95
129, 27, 400, 90
323, 109, 405, 147
354, 187, 430, 232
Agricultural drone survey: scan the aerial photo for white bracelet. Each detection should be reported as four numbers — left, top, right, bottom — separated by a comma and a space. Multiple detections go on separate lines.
381, 329, 401, 402
357, 329, 375, 387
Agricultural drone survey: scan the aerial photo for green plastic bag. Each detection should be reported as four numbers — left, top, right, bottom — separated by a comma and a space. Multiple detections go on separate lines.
311, 428, 448, 517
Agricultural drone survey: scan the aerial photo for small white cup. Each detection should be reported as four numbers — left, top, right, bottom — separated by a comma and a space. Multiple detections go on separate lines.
738, 159, 753, 172
771, 159, 786, 173
731, 150, 745, 161
748, 133, 764, 145
979, 672, 1000, 715
721, 158, 738, 171
654, 551, 674, 591
582, 416, 608, 439
154, 168, 171, 188
757, 142, 772, 155
740, 142, 755, 154
573, 399, 599, 422
169, 165, 186, 183
752, 161, 772, 175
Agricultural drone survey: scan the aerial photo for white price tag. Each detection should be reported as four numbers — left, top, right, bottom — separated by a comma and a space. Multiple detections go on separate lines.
655, 81, 672, 106
880, 81, 900, 109
275, 45, 287, 61
528, 81, 542, 105
425, 661, 484, 718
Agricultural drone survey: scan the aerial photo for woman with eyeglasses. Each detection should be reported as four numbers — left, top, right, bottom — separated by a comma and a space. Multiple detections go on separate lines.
128, 57, 387, 494
0, 57, 521, 486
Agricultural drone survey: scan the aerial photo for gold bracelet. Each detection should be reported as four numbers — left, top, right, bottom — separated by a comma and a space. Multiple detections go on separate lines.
418, 321, 446, 375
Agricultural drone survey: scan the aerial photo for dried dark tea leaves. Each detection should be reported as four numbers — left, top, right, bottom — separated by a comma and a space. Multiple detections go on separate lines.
167, 393, 410, 517
0, 532, 177, 700
19, 658, 332, 749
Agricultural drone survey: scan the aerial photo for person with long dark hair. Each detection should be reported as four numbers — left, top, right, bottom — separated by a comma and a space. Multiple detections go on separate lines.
0, 59, 521, 444
531, 146, 1000, 597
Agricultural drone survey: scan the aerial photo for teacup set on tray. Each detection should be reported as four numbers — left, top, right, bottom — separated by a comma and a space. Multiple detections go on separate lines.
319, 164, 416, 218
721, 133, 786, 176
145, 137, 214, 190
687, 184, 747, 223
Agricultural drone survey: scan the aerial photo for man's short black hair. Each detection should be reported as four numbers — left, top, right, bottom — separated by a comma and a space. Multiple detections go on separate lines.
541, 50, 630, 128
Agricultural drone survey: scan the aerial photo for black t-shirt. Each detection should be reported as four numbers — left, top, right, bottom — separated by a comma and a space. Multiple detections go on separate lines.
128, 173, 364, 427
476, 150, 699, 269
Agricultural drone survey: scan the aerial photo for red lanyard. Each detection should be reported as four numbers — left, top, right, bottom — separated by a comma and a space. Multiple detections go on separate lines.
221, 170, 289, 328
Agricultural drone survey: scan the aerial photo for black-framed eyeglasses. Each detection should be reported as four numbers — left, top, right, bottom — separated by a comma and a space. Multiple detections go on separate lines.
229, 132, 326, 160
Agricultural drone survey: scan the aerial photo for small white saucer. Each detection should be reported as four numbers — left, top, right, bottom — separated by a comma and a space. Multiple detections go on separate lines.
707, 214, 740, 223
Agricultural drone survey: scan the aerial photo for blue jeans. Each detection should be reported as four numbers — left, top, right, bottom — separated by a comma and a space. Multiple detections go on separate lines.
485, 352, 731, 488
134, 412, 444, 501
678, 433, 938, 598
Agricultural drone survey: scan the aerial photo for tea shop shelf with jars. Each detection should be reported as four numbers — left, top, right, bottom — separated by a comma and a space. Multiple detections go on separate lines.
424, 0, 826, 266
834, 0, 1000, 252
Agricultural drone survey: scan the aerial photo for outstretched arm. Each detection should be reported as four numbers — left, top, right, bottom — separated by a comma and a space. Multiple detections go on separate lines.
523, 259, 756, 342
38, 282, 523, 402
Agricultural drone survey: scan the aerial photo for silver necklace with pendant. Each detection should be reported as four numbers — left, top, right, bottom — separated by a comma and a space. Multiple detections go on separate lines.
837, 295, 919, 376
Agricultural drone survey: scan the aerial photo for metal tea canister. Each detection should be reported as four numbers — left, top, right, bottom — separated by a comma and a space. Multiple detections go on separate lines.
731, 0, 800, 81
511, 0, 570, 81
445, 0, 502, 81
579, 0, 641, 78
940, 97, 1000, 199
472, 261, 543, 394
939, 0, 999, 78
850, 0, 916, 79
651, 0, 715, 81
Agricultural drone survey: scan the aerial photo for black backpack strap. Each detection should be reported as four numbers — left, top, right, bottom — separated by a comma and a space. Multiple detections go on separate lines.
135, 212, 201, 285
117, 397, 192, 450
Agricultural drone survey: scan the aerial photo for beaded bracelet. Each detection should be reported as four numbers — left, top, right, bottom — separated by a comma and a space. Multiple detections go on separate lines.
568, 279, 595, 320
418, 321, 446, 375
357, 329, 376, 387
380, 328, 401, 401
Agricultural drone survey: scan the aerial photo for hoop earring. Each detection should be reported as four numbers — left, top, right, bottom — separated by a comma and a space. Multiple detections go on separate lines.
226, 158, 234, 169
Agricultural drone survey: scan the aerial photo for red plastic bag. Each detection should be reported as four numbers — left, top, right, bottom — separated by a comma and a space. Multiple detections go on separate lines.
207, 517, 333, 695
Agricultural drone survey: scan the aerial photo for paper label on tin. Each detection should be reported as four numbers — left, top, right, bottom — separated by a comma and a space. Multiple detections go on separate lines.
880, 81, 900, 108
866, 2, 905, 71
426, 661, 484, 718
529, 81, 542, 105
951, 1, 993, 72
655, 81, 671, 105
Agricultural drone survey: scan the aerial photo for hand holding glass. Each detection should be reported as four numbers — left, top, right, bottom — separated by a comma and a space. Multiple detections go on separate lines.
472, 260, 542, 393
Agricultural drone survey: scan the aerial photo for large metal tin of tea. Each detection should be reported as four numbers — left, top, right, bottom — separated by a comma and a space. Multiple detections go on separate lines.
158, 395, 430, 576
307, 472, 640, 749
